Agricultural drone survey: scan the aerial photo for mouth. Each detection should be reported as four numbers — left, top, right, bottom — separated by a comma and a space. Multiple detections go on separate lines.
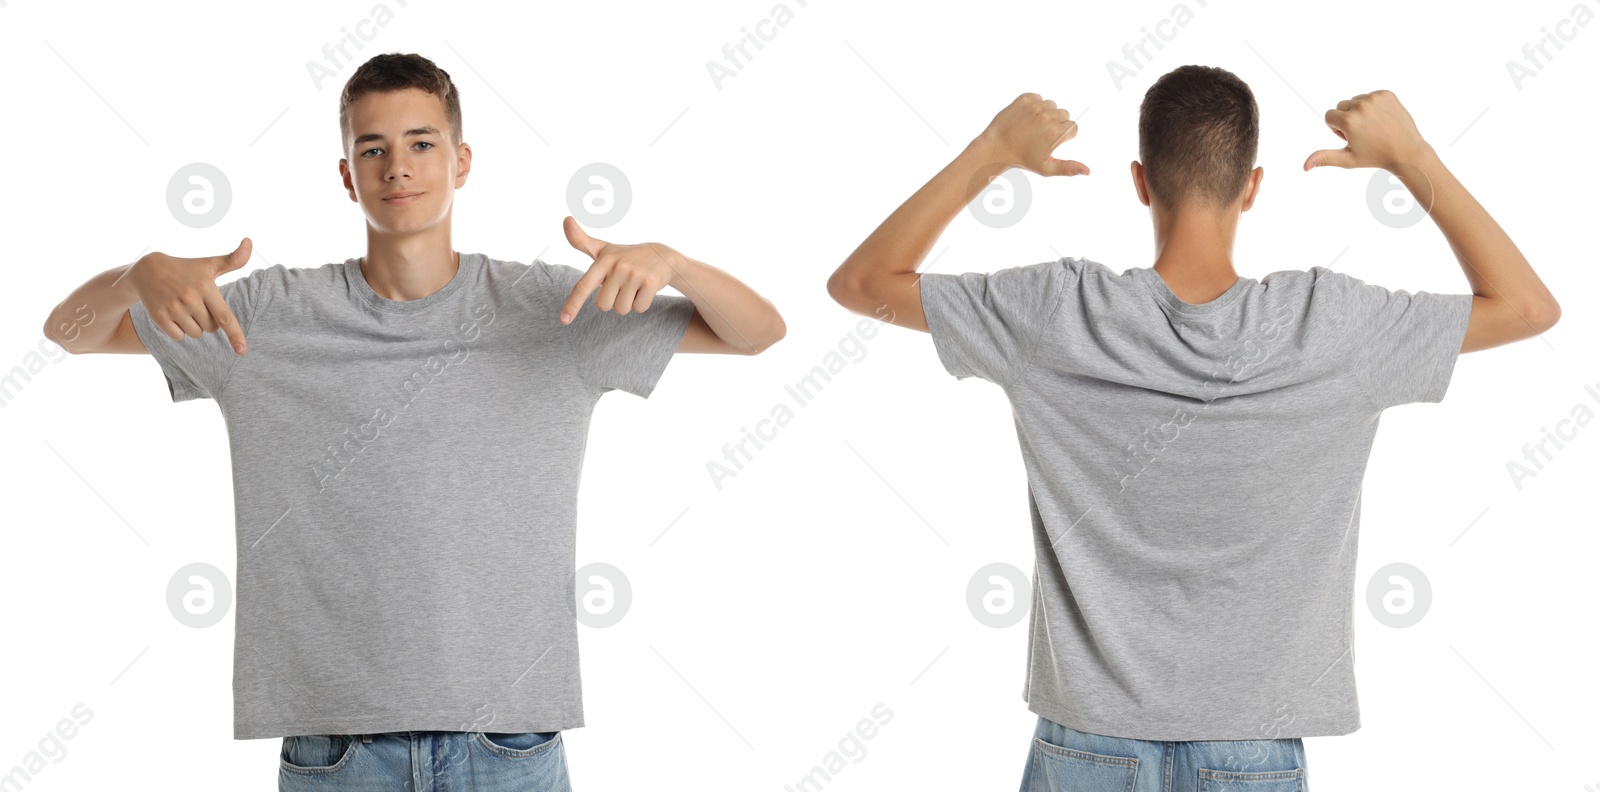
382, 191, 422, 205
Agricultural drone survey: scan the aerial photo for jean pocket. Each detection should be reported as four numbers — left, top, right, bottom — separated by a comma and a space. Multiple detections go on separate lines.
1198, 766, 1306, 791
280, 734, 357, 776
474, 730, 562, 760
1029, 737, 1139, 792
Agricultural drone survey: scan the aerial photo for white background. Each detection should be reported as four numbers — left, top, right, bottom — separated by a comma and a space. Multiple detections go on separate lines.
2, 0, 1596, 790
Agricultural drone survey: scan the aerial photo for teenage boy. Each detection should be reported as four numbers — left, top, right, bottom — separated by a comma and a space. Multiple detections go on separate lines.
827, 65, 1557, 790
42, 52, 784, 792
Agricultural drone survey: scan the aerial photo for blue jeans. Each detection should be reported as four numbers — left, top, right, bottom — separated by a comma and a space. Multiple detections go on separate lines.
1019, 717, 1308, 792
279, 730, 572, 791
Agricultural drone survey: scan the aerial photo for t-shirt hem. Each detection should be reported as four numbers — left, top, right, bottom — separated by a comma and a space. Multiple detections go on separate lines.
127, 304, 206, 402
236, 715, 586, 741
1421, 293, 1475, 404
1025, 698, 1360, 741
627, 297, 696, 399
918, 274, 975, 381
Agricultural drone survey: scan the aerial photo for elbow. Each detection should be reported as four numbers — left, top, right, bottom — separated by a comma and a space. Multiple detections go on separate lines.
826, 271, 868, 315
43, 310, 97, 355
1531, 298, 1561, 333
748, 315, 787, 356
825, 272, 853, 306
40, 316, 70, 353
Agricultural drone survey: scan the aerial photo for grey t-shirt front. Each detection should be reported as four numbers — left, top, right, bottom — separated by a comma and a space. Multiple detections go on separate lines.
129, 252, 695, 740
920, 257, 1473, 741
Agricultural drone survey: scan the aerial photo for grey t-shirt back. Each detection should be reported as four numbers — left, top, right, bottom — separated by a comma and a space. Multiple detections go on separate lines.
920, 257, 1473, 741
128, 252, 694, 739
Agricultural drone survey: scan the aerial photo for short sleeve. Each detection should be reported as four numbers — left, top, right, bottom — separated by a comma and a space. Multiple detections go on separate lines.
542, 262, 695, 398
128, 268, 271, 403
1320, 269, 1474, 409
918, 258, 1074, 387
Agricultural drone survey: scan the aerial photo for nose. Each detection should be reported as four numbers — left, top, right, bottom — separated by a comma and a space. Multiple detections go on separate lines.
384, 152, 413, 182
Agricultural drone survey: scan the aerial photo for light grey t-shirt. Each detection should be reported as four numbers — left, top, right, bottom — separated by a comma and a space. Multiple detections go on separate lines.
920, 257, 1473, 741
128, 252, 695, 740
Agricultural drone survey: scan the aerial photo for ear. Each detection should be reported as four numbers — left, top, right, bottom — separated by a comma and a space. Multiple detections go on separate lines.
1239, 166, 1265, 212
1130, 161, 1150, 207
455, 142, 473, 188
339, 159, 357, 203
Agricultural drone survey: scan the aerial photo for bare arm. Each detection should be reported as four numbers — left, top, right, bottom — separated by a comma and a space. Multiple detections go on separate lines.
558, 217, 785, 355
42, 262, 148, 355
668, 254, 787, 354
1397, 144, 1558, 353
826, 138, 1000, 333
41, 241, 253, 356
1305, 91, 1560, 353
829, 93, 1087, 331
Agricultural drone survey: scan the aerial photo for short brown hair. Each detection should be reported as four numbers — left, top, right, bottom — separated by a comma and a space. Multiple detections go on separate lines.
339, 53, 462, 154
1137, 65, 1258, 213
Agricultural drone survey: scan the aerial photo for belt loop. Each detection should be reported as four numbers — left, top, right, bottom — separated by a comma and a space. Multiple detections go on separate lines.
362, 734, 374, 743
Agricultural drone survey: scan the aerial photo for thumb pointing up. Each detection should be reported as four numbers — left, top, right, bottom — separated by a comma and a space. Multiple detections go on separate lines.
215, 237, 252, 275
563, 216, 607, 260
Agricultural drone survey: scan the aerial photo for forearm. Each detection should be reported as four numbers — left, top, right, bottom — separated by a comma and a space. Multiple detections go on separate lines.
831, 135, 1006, 289
664, 251, 785, 352
42, 261, 141, 353
1397, 144, 1559, 317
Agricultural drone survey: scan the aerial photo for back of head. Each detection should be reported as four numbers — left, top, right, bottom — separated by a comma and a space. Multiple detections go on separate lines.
1138, 65, 1259, 214
338, 52, 463, 155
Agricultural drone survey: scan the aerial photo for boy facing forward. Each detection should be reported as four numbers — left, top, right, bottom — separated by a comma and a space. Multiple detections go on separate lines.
43, 52, 784, 791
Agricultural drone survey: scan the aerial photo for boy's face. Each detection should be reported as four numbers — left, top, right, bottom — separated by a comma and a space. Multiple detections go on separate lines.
339, 87, 471, 237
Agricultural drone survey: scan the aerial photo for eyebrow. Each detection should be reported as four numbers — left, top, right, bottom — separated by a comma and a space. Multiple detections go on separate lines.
352, 126, 443, 147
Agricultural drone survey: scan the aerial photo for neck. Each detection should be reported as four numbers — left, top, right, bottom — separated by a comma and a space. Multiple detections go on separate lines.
361, 225, 458, 302
1149, 202, 1241, 298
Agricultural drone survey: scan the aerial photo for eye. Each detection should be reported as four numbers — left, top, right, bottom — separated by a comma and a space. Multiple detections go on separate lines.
415, 141, 434, 151
361, 147, 382, 158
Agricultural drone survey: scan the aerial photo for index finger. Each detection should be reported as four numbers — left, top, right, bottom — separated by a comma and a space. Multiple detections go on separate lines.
1323, 107, 1349, 135
202, 286, 246, 354
1053, 109, 1077, 140
560, 262, 608, 325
